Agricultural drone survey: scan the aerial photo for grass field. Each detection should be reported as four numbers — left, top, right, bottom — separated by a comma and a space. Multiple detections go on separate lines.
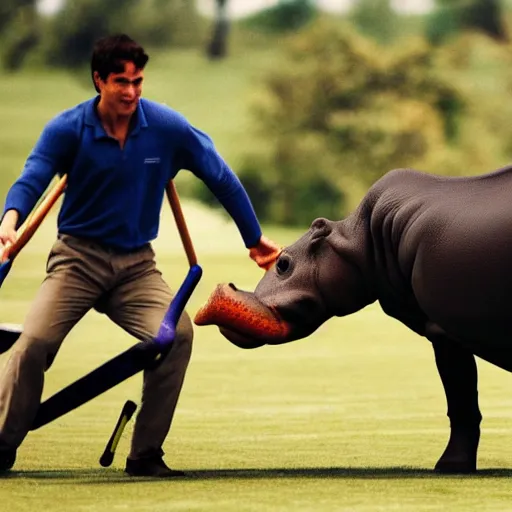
0, 50, 512, 511
1, 207, 512, 512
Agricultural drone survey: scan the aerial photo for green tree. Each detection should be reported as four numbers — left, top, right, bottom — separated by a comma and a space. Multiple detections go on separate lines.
349, 0, 398, 45
243, 0, 317, 34
239, 20, 512, 227
0, 0, 34, 33
0, 0, 39, 70
40, 0, 202, 70
255, 22, 464, 193
41, 0, 132, 69
128, 0, 202, 47
427, 0, 507, 44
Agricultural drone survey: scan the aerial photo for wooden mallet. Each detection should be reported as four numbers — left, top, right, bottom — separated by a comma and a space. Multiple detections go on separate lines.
0, 175, 67, 354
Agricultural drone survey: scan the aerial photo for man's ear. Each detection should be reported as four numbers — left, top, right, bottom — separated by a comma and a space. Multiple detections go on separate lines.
93, 71, 103, 91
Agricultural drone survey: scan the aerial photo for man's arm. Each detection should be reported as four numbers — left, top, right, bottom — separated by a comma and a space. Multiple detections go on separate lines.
178, 122, 281, 268
2, 115, 76, 228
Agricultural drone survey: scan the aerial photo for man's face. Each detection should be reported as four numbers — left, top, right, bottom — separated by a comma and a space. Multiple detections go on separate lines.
95, 61, 144, 117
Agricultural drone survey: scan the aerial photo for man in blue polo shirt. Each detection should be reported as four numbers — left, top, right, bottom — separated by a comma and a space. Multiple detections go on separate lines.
0, 34, 281, 477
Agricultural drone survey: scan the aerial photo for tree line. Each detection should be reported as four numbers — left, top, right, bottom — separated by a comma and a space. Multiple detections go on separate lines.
1, 1, 511, 226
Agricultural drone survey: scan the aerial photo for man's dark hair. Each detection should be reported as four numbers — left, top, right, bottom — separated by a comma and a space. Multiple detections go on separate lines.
91, 34, 149, 93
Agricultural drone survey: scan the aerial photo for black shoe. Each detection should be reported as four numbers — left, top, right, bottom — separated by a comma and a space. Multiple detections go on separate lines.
0, 448, 16, 474
125, 450, 185, 478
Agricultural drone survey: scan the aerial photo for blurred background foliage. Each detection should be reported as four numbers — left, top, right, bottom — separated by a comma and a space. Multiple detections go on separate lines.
1, 0, 512, 226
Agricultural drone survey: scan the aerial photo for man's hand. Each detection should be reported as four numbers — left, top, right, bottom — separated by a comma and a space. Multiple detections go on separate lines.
249, 235, 282, 271
0, 210, 19, 262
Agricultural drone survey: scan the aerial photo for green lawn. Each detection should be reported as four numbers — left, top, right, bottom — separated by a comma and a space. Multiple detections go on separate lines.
0, 51, 512, 511
0, 204, 511, 511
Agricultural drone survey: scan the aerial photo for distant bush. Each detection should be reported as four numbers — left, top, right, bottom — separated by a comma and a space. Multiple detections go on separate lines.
426, 0, 507, 45
349, 0, 399, 45
0, 4, 40, 70
235, 163, 274, 223
251, 22, 463, 205
125, 0, 204, 48
242, 0, 317, 34
39, 0, 121, 69
237, 152, 345, 226
228, 20, 512, 226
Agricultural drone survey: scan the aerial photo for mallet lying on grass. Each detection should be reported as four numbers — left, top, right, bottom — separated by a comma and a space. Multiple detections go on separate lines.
100, 400, 137, 467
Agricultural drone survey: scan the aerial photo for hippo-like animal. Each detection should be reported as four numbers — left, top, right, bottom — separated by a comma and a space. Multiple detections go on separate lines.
195, 165, 512, 473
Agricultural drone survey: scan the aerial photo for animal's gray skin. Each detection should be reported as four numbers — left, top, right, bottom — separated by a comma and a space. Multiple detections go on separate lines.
220, 166, 512, 473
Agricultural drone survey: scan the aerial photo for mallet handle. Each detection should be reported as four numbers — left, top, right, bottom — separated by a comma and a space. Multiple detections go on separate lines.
2, 174, 67, 262
165, 180, 197, 268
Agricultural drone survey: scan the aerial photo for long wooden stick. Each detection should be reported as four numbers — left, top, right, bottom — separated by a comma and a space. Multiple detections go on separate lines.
1, 174, 67, 263
165, 180, 197, 267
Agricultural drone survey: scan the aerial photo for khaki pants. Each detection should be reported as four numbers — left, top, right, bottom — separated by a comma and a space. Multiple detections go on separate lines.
0, 234, 193, 459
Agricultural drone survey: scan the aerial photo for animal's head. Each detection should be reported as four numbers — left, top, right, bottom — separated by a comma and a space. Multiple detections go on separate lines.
195, 218, 372, 348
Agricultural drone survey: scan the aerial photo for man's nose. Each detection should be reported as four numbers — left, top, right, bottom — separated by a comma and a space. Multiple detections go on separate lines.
125, 84, 138, 98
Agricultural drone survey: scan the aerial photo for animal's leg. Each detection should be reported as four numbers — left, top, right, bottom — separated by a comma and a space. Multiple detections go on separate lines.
429, 330, 482, 473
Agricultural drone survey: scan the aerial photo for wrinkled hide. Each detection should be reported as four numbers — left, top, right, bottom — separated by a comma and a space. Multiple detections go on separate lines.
194, 165, 512, 473
195, 166, 512, 371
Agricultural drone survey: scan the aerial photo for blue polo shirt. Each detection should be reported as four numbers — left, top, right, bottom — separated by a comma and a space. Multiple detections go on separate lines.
3, 97, 262, 250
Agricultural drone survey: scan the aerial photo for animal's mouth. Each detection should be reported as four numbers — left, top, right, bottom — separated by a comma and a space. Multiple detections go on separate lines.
218, 326, 263, 349
194, 283, 292, 348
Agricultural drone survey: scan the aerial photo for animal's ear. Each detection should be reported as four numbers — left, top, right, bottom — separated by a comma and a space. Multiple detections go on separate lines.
309, 218, 332, 240
310, 218, 333, 245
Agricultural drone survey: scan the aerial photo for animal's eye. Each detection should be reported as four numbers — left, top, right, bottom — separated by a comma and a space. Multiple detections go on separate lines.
276, 254, 292, 276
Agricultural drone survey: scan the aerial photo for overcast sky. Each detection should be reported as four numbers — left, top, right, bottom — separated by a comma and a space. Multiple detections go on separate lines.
38, 0, 434, 17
